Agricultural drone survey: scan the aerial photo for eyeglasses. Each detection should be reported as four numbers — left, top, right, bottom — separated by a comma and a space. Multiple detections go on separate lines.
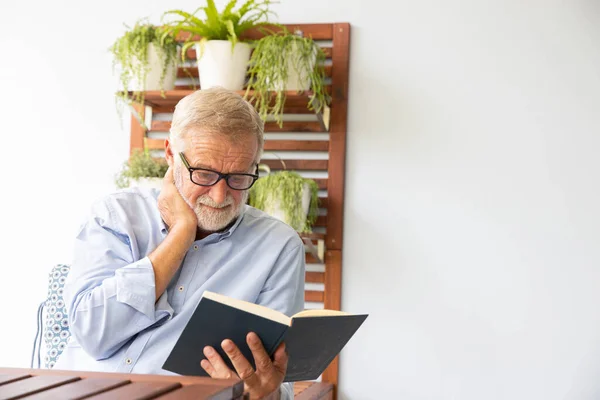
179, 152, 259, 190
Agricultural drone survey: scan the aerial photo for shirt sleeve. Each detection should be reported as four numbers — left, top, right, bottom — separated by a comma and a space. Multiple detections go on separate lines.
64, 197, 173, 360
255, 236, 306, 400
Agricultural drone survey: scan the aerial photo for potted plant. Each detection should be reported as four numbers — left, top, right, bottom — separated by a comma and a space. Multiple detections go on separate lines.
249, 165, 319, 233
244, 28, 330, 127
111, 19, 180, 118
161, 0, 275, 91
115, 148, 169, 190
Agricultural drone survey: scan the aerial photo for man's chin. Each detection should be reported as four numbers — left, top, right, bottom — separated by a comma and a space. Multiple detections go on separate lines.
196, 213, 236, 232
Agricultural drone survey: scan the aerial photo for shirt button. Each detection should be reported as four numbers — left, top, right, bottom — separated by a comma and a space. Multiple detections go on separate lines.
178, 286, 184, 292
193, 245, 199, 250
125, 358, 132, 365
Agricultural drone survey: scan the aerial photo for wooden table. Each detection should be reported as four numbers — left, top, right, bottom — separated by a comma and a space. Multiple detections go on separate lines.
0, 367, 245, 400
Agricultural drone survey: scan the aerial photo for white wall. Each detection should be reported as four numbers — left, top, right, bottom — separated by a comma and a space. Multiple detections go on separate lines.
1, 1, 600, 399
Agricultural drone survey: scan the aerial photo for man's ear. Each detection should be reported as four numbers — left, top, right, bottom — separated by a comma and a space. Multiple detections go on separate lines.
165, 138, 175, 168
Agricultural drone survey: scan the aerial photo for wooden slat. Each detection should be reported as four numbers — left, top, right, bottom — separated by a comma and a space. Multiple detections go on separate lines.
322, 249, 343, 396
314, 215, 327, 227
326, 23, 351, 251
151, 120, 171, 131
150, 101, 321, 115
0, 375, 30, 386
150, 120, 326, 133
260, 159, 327, 171
0, 375, 79, 399
173, 84, 332, 96
295, 382, 334, 400
305, 290, 324, 302
0, 368, 240, 391
84, 381, 180, 400
306, 271, 324, 283
305, 253, 323, 264
146, 138, 165, 150
177, 23, 333, 43
317, 196, 328, 207
153, 105, 175, 113
138, 89, 329, 109
155, 384, 237, 400
177, 65, 332, 79
300, 232, 325, 241
314, 179, 327, 190
23, 378, 129, 400
264, 140, 328, 152
264, 121, 326, 133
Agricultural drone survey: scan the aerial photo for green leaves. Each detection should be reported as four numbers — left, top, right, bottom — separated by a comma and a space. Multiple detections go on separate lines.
244, 29, 330, 127
161, 0, 276, 61
111, 19, 179, 124
249, 170, 320, 233
115, 149, 168, 189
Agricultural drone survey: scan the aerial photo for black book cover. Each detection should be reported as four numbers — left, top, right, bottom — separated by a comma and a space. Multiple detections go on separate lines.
283, 314, 368, 382
163, 297, 289, 377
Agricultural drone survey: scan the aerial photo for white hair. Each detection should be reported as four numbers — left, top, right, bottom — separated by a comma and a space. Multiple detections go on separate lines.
169, 87, 264, 163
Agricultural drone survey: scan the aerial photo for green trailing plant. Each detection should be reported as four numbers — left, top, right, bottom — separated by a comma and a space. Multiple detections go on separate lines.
244, 28, 330, 127
249, 170, 319, 233
115, 148, 169, 188
161, 0, 276, 61
110, 19, 179, 120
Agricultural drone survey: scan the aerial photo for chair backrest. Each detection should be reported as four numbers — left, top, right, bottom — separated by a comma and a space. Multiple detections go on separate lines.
31, 264, 71, 369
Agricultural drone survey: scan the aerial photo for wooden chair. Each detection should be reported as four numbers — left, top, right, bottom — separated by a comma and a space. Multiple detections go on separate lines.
128, 23, 351, 400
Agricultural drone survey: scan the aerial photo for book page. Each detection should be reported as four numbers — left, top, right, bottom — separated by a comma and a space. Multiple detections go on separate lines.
292, 309, 350, 318
203, 291, 292, 326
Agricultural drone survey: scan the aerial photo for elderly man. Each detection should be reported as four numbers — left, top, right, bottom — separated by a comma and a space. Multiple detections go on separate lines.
54, 87, 305, 400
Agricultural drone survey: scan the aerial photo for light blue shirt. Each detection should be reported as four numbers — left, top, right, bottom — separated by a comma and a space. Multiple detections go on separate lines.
54, 187, 305, 399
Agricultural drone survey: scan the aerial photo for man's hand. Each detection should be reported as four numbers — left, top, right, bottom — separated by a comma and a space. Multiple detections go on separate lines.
148, 166, 198, 300
200, 332, 287, 400
157, 166, 198, 235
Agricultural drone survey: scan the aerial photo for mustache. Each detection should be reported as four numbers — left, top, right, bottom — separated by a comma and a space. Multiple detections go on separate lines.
197, 194, 234, 209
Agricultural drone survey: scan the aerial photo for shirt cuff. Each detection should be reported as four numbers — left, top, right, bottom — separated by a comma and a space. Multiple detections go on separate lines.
280, 382, 294, 400
115, 256, 157, 319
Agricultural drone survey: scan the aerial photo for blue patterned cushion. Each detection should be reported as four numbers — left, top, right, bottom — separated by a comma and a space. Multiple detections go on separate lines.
42, 264, 71, 368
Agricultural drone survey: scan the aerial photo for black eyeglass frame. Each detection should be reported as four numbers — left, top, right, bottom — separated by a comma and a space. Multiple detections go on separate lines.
178, 152, 259, 190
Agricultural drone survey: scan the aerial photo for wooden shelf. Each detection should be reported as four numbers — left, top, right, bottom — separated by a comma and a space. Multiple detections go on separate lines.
129, 90, 327, 112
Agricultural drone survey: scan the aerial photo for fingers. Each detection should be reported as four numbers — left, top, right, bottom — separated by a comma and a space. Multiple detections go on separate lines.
202, 346, 235, 379
272, 341, 289, 375
221, 339, 260, 387
246, 332, 273, 374
163, 166, 173, 182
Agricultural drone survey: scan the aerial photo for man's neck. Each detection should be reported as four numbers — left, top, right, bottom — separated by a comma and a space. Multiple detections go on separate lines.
195, 219, 237, 241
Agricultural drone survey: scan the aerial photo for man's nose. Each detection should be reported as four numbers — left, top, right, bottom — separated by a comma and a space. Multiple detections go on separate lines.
208, 179, 229, 204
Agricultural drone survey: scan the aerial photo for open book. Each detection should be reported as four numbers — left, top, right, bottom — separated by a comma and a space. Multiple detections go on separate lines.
162, 291, 368, 382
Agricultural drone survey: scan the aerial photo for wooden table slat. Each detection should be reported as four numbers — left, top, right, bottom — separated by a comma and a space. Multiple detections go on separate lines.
0, 375, 79, 400
0, 376, 29, 387
155, 383, 236, 400
22, 378, 130, 400
84, 381, 181, 400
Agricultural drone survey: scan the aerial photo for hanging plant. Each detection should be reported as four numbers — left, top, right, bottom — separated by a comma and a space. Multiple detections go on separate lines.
244, 28, 330, 127
249, 169, 319, 233
110, 19, 179, 121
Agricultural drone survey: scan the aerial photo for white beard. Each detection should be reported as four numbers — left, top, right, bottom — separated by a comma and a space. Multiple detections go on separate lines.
174, 165, 247, 232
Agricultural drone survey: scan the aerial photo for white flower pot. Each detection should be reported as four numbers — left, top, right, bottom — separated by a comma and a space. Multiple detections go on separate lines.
264, 182, 312, 231
130, 44, 177, 91
128, 177, 163, 190
196, 40, 251, 90
271, 43, 317, 92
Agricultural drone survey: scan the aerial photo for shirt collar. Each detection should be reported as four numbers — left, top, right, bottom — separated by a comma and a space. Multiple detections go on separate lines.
216, 205, 247, 240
